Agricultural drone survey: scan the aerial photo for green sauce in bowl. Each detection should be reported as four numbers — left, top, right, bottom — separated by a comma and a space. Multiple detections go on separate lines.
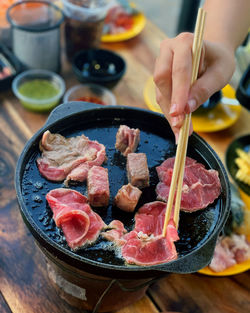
12, 70, 65, 113
18, 79, 60, 112
19, 79, 60, 100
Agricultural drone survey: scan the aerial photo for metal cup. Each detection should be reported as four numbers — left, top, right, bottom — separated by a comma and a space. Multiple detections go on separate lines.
7, 0, 64, 73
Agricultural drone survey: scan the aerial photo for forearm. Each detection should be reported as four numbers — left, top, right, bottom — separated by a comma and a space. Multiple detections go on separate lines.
203, 0, 250, 51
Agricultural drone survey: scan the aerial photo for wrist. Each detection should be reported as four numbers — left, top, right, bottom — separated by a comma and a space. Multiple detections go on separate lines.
204, 34, 236, 53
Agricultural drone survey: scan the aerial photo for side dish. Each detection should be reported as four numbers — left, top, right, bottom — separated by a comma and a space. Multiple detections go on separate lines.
209, 234, 250, 272
206, 184, 250, 273
235, 148, 250, 185
103, 2, 135, 35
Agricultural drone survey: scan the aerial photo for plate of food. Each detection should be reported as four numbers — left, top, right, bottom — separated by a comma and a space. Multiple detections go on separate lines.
101, 0, 146, 43
199, 136, 250, 276
143, 76, 242, 133
226, 133, 250, 227
226, 134, 250, 197
199, 250, 250, 276
198, 181, 250, 276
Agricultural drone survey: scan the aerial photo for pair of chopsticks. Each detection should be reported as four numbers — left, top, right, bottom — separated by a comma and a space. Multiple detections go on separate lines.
162, 8, 206, 236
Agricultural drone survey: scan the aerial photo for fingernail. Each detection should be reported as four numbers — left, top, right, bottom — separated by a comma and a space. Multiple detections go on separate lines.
188, 99, 196, 112
171, 116, 179, 127
175, 132, 179, 144
170, 103, 177, 115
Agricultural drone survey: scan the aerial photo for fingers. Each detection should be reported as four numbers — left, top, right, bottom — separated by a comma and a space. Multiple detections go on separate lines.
155, 86, 170, 119
172, 114, 185, 144
170, 33, 193, 117
153, 34, 236, 140
154, 38, 173, 108
188, 73, 219, 112
153, 34, 236, 145
188, 64, 229, 112
156, 86, 185, 143
188, 41, 235, 112
154, 34, 195, 140
154, 39, 174, 132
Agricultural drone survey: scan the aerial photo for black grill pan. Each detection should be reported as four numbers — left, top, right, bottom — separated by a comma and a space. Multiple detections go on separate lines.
15, 102, 230, 278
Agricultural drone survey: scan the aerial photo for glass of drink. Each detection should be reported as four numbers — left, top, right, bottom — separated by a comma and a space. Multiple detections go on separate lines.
62, 0, 111, 61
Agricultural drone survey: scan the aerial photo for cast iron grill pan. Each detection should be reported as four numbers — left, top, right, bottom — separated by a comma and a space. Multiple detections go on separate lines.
16, 103, 230, 278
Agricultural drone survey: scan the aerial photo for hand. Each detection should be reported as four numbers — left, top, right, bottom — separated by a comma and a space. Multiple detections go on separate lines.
153, 32, 235, 142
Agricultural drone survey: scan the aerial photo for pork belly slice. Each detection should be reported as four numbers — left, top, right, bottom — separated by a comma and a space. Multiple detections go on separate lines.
156, 156, 221, 212
209, 234, 250, 272
114, 183, 142, 212
101, 220, 127, 246
87, 166, 110, 207
126, 153, 149, 189
115, 125, 140, 156
46, 188, 105, 250
37, 130, 106, 185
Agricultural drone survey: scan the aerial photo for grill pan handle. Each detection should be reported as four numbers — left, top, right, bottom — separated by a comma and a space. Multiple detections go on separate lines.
45, 101, 102, 126
155, 234, 218, 274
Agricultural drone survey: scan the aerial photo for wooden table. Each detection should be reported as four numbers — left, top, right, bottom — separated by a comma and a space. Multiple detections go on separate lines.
0, 20, 250, 313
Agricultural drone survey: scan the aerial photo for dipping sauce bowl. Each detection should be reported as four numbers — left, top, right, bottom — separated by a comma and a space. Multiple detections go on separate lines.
72, 49, 126, 88
12, 69, 65, 112
63, 83, 116, 106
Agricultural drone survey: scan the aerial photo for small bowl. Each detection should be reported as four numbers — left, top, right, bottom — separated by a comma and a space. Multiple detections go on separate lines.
63, 83, 116, 106
12, 69, 65, 112
72, 49, 126, 88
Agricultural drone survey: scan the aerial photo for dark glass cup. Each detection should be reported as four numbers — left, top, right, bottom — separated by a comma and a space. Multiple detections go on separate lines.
62, 0, 110, 61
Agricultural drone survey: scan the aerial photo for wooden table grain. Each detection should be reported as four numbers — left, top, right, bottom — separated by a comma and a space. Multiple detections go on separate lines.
0, 19, 250, 313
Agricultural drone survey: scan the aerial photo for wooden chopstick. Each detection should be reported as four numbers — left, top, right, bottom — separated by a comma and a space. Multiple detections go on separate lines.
162, 8, 206, 236
173, 9, 206, 228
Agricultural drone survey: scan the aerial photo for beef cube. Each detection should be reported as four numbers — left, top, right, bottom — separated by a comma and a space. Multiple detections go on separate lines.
114, 183, 142, 212
87, 166, 110, 207
115, 125, 140, 156
126, 153, 149, 188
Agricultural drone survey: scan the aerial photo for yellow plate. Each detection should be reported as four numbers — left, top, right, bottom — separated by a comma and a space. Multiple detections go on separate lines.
198, 259, 250, 276
101, 10, 146, 43
143, 77, 242, 133
198, 235, 250, 276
